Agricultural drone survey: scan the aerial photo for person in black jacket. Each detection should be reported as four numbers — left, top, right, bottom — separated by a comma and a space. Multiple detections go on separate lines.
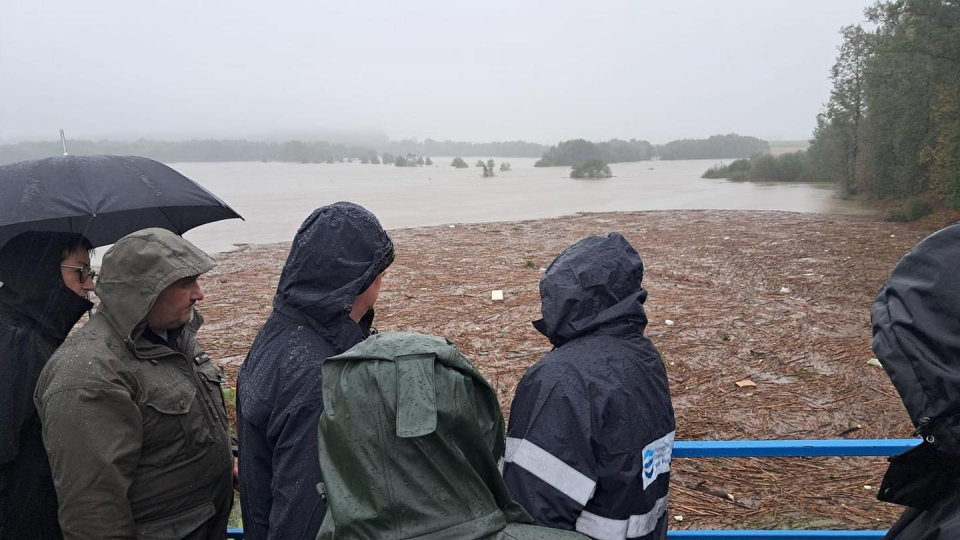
0, 232, 95, 539
236, 202, 394, 540
872, 223, 960, 539
503, 233, 675, 540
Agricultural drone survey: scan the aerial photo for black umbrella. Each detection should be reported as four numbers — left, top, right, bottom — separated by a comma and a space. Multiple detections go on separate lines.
0, 155, 242, 248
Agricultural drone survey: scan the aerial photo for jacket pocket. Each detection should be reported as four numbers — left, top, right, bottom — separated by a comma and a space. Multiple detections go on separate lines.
135, 500, 216, 540
196, 360, 229, 425
141, 383, 207, 467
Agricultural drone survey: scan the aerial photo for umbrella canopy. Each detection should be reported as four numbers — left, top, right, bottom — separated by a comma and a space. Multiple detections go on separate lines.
0, 155, 242, 248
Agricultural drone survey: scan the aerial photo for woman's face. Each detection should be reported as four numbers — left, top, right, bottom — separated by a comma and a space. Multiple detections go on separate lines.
60, 248, 96, 297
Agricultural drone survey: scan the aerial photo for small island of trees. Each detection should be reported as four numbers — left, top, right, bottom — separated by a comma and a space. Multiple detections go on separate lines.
533, 135, 769, 168
571, 160, 613, 178
702, 153, 808, 183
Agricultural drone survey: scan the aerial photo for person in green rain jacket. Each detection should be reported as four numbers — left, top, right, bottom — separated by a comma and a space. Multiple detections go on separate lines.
34, 228, 234, 540
316, 332, 587, 540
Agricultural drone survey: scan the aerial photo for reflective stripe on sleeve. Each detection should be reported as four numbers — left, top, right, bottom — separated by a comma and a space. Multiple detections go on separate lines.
504, 437, 597, 506
574, 495, 669, 539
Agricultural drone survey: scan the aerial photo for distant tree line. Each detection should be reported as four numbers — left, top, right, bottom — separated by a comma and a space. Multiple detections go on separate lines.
806, 0, 960, 214
657, 134, 769, 160
533, 134, 769, 167
0, 138, 546, 165
382, 139, 548, 158
0, 139, 380, 165
1, 133, 769, 168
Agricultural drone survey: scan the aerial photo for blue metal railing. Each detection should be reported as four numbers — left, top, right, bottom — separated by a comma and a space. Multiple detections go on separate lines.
225, 439, 920, 539
673, 438, 918, 459
666, 439, 918, 539
669, 533, 887, 539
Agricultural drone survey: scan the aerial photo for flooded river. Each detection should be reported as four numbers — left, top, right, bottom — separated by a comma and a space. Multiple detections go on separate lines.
172, 157, 870, 255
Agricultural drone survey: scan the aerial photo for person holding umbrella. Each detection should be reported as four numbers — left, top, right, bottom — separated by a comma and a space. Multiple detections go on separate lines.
0, 232, 95, 540
34, 228, 234, 539
0, 153, 240, 537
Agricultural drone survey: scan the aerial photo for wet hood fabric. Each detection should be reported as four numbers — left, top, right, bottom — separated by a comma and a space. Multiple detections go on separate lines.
873, 223, 960, 534
533, 233, 648, 347
0, 232, 91, 539
0, 231, 92, 340
871, 223, 960, 453
317, 333, 542, 539
235, 202, 394, 540
95, 227, 215, 345
273, 202, 393, 351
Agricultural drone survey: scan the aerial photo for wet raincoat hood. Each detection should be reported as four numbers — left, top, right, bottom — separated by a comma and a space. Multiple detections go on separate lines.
872, 223, 960, 536
317, 333, 584, 539
95, 227, 215, 344
0, 233, 91, 539
32, 227, 233, 539
273, 202, 394, 348
235, 202, 395, 540
504, 233, 673, 539
533, 233, 648, 347
872, 223, 960, 453
0, 231, 93, 340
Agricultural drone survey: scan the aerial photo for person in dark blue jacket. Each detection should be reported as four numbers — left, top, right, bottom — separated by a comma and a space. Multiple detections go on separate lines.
236, 202, 394, 540
872, 223, 960, 539
503, 233, 675, 540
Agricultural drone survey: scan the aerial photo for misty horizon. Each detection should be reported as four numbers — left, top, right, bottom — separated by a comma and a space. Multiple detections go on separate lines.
1, 1, 869, 145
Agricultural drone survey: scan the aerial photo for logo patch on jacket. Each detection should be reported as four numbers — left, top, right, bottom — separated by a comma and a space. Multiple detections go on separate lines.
194, 352, 211, 366
642, 430, 675, 490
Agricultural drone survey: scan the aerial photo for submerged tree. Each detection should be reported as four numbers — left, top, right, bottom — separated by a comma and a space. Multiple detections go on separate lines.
570, 160, 612, 178
451, 157, 469, 168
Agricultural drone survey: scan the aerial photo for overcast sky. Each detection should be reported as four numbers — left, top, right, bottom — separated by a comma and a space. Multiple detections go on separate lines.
0, 0, 869, 144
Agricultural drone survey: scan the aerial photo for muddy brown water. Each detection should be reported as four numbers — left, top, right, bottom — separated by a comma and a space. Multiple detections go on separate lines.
171, 158, 871, 256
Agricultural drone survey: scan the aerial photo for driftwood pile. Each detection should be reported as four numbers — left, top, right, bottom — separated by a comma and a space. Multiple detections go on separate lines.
198, 209, 929, 531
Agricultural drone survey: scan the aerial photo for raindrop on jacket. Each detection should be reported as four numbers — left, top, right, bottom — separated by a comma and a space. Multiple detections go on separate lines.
316, 332, 588, 540
503, 233, 676, 540
872, 223, 960, 539
33, 228, 234, 540
0, 232, 92, 540
236, 202, 394, 540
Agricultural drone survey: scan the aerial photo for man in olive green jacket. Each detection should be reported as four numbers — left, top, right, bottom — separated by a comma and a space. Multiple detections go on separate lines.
35, 228, 234, 540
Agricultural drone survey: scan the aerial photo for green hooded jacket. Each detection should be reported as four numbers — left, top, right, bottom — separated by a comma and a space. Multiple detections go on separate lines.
316, 332, 587, 540
34, 228, 234, 540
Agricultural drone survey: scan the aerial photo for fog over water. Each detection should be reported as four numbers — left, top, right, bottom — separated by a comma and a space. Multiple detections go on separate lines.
1, 1, 868, 143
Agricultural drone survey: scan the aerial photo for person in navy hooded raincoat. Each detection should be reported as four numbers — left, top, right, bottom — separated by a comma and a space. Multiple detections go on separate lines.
236, 202, 394, 540
503, 233, 675, 540
872, 223, 960, 539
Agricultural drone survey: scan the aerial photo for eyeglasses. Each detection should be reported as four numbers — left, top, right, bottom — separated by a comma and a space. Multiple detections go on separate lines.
61, 263, 98, 282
